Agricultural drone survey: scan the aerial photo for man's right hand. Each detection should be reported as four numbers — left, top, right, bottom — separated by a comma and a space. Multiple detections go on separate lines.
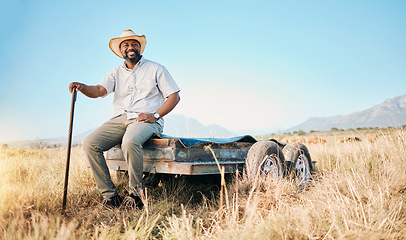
68, 82, 107, 98
69, 82, 84, 93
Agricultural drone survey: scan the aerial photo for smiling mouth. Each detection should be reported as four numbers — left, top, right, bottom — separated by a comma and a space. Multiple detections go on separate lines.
124, 50, 140, 61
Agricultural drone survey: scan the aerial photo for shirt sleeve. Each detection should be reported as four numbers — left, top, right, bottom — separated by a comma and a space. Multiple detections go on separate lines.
98, 69, 116, 97
156, 65, 180, 98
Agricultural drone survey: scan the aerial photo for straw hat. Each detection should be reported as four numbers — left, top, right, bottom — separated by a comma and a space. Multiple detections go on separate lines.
109, 29, 146, 58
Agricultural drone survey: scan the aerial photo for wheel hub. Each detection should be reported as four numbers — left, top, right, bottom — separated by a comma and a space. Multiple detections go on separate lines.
262, 154, 282, 179
295, 154, 311, 185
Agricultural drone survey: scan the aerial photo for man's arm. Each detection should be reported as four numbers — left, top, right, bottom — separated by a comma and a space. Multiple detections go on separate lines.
69, 82, 107, 98
155, 92, 181, 118
137, 92, 180, 123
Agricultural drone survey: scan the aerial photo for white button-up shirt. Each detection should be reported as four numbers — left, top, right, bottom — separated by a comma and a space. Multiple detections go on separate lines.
98, 56, 180, 127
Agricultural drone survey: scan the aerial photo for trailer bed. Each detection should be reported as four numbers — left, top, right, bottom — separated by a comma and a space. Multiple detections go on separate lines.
105, 135, 257, 175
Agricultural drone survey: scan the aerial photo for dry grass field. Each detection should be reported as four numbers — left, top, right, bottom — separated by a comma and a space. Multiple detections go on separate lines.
1, 130, 406, 239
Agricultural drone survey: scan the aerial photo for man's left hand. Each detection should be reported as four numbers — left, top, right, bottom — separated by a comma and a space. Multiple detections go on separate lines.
136, 113, 157, 123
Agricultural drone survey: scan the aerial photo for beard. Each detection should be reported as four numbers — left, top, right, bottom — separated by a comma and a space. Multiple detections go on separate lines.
124, 49, 141, 62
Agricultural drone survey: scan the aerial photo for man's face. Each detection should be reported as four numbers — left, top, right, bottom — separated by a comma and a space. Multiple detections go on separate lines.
120, 39, 141, 62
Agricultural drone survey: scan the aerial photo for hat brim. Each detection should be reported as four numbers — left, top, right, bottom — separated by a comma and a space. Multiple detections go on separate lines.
109, 35, 146, 58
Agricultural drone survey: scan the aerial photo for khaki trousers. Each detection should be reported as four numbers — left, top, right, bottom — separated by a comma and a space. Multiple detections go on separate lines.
82, 114, 162, 199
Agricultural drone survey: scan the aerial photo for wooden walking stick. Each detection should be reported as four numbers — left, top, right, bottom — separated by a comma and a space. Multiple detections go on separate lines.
62, 86, 77, 213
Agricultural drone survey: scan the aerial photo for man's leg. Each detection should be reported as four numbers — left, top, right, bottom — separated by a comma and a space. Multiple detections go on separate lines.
121, 121, 162, 197
82, 115, 127, 199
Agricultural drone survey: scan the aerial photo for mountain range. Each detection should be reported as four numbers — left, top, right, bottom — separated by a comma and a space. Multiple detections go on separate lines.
285, 94, 406, 132
3, 94, 406, 147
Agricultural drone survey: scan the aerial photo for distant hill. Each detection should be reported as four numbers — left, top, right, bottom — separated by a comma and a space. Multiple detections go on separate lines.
286, 94, 406, 132
2, 130, 91, 148
163, 114, 234, 138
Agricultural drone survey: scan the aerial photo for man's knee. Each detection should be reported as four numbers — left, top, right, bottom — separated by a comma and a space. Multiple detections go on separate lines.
121, 138, 143, 152
82, 135, 99, 153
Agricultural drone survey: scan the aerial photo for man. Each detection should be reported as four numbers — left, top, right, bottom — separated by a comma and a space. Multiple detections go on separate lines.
69, 29, 180, 208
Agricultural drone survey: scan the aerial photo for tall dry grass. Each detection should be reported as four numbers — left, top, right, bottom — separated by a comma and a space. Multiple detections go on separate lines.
1, 131, 406, 239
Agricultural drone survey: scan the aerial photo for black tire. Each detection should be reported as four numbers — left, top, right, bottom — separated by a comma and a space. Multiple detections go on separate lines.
143, 173, 162, 187
282, 143, 313, 188
245, 140, 285, 182
116, 171, 162, 187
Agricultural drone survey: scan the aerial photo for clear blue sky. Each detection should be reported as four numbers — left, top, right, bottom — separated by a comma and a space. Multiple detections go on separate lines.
0, 0, 405, 142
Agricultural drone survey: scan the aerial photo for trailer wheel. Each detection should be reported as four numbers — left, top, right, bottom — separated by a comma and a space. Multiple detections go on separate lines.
115, 171, 161, 187
143, 173, 161, 187
282, 143, 312, 188
245, 141, 285, 182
